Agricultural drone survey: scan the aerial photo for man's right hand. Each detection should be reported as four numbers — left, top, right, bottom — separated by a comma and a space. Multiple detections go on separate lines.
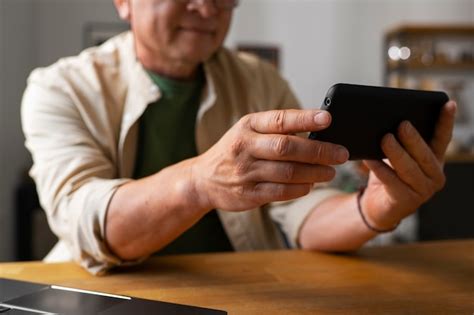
191, 109, 350, 212
106, 109, 349, 260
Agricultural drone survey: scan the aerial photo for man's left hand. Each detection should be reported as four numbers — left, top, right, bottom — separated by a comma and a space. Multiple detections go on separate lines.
360, 101, 457, 230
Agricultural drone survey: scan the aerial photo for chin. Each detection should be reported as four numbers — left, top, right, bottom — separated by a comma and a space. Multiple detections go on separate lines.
173, 34, 221, 61
178, 46, 218, 63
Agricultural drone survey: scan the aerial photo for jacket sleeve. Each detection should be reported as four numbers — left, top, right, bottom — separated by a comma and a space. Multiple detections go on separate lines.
21, 69, 137, 275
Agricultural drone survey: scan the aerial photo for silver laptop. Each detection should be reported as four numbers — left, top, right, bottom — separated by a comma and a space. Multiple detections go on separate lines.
0, 278, 226, 314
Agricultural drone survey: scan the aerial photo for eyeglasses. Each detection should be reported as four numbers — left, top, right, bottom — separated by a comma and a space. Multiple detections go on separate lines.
176, 0, 239, 10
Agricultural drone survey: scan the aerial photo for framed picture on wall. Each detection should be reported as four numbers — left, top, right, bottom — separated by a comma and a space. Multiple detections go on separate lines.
83, 22, 130, 48
237, 44, 280, 70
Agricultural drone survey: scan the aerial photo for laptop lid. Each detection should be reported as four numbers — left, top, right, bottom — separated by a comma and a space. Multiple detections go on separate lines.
0, 278, 226, 315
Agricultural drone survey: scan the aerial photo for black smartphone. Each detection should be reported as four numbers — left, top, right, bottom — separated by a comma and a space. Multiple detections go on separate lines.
308, 83, 449, 160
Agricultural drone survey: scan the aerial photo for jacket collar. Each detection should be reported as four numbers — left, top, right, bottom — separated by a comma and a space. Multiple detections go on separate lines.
118, 31, 219, 177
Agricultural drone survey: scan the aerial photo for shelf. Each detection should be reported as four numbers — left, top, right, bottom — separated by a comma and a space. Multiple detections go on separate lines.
386, 24, 474, 40
385, 24, 474, 74
384, 24, 474, 158
387, 60, 474, 72
446, 153, 474, 163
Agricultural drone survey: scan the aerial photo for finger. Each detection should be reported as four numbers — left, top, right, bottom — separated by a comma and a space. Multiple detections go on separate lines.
397, 121, 445, 187
381, 133, 430, 197
363, 159, 416, 200
246, 109, 331, 135
431, 101, 457, 161
249, 160, 336, 184
252, 182, 312, 203
250, 133, 349, 165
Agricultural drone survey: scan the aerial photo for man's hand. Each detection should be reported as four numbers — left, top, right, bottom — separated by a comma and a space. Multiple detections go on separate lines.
298, 101, 457, 252
191, 109, 349, 212
361, 101, 457, 230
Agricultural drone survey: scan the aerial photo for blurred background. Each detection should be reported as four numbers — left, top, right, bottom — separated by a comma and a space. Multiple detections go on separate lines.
0, 0, 473, 262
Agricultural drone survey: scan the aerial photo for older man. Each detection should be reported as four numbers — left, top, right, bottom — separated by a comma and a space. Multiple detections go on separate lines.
21, 0, 456, 275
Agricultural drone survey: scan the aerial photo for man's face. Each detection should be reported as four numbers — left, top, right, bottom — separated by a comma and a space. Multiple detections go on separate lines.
126, 0, 233, 67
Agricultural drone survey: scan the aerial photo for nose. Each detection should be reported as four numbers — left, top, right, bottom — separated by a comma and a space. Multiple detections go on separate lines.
187, 0, 218, 18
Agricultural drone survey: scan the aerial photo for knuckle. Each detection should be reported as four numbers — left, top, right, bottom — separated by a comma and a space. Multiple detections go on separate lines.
273, 135, 291, 157
420, 154, 432, 167
296, 111, 308, 129
258, 183, 285, 200
230, 138, 246, 156
251, 183, 269, 204
283, 164, 296, 181
419, 183, 432, 201
301, 184, 312, 196
232, 185, 246, 198
234, 161, 249, 177
319, 166, 336, 181
238, 114, 252, 130
391, 146, 405, 162
311, 143, 326, 162
401, 164, 418, 180
274, 184, 287, 199
271, 110, 286, 133
382, 135, 402, 159
420, 178, 441, 201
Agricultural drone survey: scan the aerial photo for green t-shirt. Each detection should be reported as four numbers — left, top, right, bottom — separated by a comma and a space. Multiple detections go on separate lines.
133, 69, 233, 255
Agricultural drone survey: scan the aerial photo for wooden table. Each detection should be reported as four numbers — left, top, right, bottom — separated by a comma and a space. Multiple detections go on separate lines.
1, 240, 473, 314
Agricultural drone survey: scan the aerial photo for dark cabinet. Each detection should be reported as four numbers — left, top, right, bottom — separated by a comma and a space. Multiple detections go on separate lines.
418, 161, 474, 240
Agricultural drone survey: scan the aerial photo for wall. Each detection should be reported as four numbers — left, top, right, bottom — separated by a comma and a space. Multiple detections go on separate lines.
32, 0, 124, 68
226, 0, 474, 108
0, 0, 35, 261
0, 0, 122, 261
0, 0, 5, 260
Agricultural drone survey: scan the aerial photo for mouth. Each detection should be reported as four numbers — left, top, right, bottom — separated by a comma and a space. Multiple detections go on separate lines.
178, 27, 216, 36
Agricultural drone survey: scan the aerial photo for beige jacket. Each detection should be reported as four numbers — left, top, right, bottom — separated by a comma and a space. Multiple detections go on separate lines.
21, 32, 342, 275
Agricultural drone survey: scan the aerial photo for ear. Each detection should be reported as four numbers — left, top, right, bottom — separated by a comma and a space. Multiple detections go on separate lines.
114, 0, 131, 22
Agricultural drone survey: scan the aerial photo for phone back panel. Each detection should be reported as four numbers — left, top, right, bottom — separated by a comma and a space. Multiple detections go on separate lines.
309, 83, 448, 160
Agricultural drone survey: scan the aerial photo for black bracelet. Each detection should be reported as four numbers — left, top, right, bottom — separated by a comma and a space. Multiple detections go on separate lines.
357, 186, 399, 233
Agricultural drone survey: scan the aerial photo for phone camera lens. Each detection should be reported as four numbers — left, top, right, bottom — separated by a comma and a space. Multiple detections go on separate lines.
324, 97, 331, 107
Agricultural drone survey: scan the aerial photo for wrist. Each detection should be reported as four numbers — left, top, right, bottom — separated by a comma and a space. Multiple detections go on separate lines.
155, 158, 213, 217
184, 157, 214, 213
357, 187, 399, 233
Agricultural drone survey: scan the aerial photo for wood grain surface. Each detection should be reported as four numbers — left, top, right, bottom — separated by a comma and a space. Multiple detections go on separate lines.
1, 240, 473, 314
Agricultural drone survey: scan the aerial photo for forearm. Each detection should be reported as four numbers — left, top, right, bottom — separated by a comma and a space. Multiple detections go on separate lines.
298, 193, 378, 252
105, 158, 211, 260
